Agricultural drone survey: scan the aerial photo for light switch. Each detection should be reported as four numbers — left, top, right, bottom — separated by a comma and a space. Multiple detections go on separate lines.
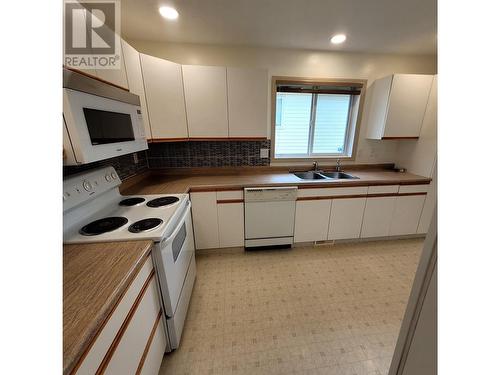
260, 148, 269, 158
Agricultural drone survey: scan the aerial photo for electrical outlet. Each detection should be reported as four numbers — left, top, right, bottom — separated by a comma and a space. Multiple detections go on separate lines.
260, 148, 269, 158
133, 152, 139, 164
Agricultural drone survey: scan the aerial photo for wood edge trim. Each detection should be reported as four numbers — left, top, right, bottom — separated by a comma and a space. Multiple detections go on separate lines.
135, 309, 163, 375
297, 195, 366, 201
298, 182, 392, 189
64, 66, 130, 92
216, 199, 244, 204
399, 180, 431, 185
381, 136, 419, 140
190, 187, 243, 193
69, 251, 153, 375
149, 137, 268, 143
397, 192, 428, 197
94, 269, 156, 375
298, 192, 427, 200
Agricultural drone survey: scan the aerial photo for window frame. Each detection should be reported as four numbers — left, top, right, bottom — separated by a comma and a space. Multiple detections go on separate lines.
271, 76, 367, 162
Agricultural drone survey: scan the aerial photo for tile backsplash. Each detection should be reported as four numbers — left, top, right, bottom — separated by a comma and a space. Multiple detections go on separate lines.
147, 140, 271, 168
63, 150, 148, 180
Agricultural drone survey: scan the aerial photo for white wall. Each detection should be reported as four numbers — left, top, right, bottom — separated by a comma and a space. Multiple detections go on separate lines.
129, 40, 437, 165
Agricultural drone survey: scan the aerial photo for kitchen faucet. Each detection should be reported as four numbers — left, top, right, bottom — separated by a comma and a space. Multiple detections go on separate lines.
336, 159, 343, 172
313, 161, 319, 171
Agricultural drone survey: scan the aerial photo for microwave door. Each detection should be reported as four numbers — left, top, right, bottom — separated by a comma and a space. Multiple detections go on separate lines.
63, 88, 147, 165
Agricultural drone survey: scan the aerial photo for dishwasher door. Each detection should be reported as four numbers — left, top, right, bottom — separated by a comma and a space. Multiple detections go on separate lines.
244, 187, 297, 247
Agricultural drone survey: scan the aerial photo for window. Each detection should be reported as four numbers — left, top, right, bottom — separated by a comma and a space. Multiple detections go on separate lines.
273, 80, 365, 159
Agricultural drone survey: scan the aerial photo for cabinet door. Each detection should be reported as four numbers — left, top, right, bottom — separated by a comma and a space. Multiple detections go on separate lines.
217, 203, 244, 248
227, 67, 268, 137
182, 65, 228, 137
384, 74, 434, 137
141, 54, 188, 139
328, 197, 366, 240
121, 40, 152, 139
294, 200, 331, 242
94, 40, 129, 89
389, 195, 426, 236
190, 192, 219, 249
64, 7, 96, 76
361, 196, 397, 238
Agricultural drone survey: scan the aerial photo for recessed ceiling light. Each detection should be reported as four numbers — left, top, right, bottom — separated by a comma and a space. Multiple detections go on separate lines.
330, 34, 346, 44
159, 6, 179, 20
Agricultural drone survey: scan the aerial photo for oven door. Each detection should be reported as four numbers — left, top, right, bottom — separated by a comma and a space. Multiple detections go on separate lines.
154, 201, 195, 318
63, 88, 147, 165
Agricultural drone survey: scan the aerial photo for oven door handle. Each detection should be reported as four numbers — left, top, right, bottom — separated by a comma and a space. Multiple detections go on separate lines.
161, 201, 192, 246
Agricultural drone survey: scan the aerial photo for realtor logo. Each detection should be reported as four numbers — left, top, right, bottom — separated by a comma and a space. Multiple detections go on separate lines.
63, 0, 121, 69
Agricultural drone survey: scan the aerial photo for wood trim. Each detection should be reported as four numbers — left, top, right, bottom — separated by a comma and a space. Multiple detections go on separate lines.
399, 180, 431, 185
135, 309, 163, 375
149, 137, 268, 143
381, 137, 419, 140
95, 270, 156, 375
216, 199, 244, 204
274, 77, 366, 87
397, 192, 428, 197
298, 194, 367, 201
298, 192, 427, 201
69, 253, 153, 375
63, 66, 130, 92
190, 186, 243, 193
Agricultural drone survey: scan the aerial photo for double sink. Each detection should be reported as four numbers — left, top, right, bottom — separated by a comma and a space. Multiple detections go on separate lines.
292, 171, 359, 180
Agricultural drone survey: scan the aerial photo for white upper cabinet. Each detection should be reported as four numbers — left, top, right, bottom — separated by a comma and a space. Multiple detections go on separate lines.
94, 40, 129, 89
182, 65, 229, 137
227, 67, 268, 138
141, 54, 188, 139
121, 40, 152, 139
365, 74, 434, 139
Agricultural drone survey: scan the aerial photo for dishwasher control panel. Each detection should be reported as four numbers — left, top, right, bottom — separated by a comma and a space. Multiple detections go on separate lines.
244, 187, 298, 202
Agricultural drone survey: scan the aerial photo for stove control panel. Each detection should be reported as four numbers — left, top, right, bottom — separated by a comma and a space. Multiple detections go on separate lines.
63, 167, 122, 212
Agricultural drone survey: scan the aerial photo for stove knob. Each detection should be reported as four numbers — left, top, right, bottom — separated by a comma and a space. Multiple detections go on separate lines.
105, 174, 112, 182
111, 172, 118, 180
82, 180, 92, 192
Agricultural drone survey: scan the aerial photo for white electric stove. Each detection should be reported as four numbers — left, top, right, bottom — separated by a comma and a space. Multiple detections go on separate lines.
63, 166, 196, 352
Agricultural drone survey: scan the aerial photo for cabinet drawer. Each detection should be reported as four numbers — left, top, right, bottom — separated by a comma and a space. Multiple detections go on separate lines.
103, 276, 162, 374
398, 184, 429, 194
137, 316, 167, 375
297, 186, 368, 198
76, 257, 154, 375
216, 190, 243, 201
367, 185, 399, 194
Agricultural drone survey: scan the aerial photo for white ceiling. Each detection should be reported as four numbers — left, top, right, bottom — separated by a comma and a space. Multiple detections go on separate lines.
121, 0, 437, 55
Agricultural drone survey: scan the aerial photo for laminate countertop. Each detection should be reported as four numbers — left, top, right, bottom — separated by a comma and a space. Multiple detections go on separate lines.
121, 168, 432, 195
63, 240, 154, 375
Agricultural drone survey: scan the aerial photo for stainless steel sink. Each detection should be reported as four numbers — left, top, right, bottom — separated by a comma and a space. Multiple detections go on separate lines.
319, 172, 359, 180
292, 171, 358, 180
293, 171, 326, 180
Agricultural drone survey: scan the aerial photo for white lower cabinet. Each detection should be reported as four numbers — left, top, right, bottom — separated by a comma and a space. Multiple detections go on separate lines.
328, 197, 367, 240
361, 196, 397, 238
190, 192, 220, 249
217, 203, 244, 247
294, 200, 332, 242
75, 256, 166, 375
389, 195, 426, 236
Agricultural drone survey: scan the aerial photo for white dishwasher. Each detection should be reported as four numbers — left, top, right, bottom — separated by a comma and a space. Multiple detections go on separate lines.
244, 187, 298, 248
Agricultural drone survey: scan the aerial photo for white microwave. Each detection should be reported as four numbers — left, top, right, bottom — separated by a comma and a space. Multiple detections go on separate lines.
63, 69, 148, 165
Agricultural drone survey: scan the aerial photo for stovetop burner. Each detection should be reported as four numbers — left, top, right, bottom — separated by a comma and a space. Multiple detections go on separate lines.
146, 196, 180, 208
128, 218, 164, 233
80, 217, 128, 236
119, 197, 146, 206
